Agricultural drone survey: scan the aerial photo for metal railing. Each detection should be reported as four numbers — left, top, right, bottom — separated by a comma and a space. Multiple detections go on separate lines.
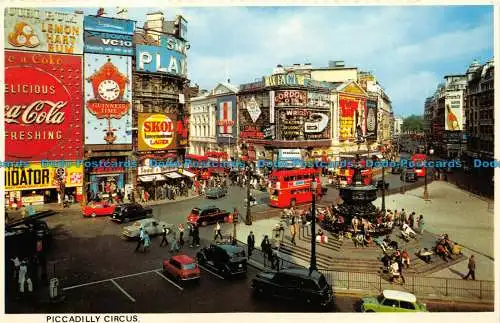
238, 241, 494, 302
320, 270, 494, 301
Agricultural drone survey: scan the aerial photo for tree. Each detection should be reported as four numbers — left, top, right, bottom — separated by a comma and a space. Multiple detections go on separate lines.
402, 115, 424, 133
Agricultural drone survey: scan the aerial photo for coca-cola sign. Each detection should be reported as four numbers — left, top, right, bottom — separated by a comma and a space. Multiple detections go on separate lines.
5, 51, 83, 161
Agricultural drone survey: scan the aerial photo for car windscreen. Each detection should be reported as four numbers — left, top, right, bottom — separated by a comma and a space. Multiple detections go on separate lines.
182, 263, 197, 270
377, 294, 384, 303
317, 274, 328, 289
191, 209, 199, 215
229, 249, 246, 258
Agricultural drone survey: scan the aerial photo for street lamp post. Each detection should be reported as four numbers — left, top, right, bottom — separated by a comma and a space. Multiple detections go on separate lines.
309, 174, 318, 272
233, 208, 238, 242
381, 156, 386, 212
423, 142, 433, 201
245, 164, 252, 225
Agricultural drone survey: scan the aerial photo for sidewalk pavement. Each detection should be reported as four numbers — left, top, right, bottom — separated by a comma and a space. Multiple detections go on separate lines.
234, 180, 494, 281
137, 190, 200, 207
5, 191, 201, 224
374, 180, 494, 281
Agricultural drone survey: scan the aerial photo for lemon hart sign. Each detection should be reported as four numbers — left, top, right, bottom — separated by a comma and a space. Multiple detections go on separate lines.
5, 8, 84, 54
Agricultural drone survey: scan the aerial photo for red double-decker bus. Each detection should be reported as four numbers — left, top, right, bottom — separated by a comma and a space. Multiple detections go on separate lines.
336, 158, 373, 187
411, 153, 427, 177
269, 169, 322, 208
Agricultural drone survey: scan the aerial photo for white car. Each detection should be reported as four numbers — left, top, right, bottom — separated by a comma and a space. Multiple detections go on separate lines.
122, 218, 174, 240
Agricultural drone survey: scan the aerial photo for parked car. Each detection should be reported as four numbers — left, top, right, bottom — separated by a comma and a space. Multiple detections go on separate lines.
82, 201, 116, 218
122, 218, 173, 239
6, 219, 52, 258
338, 176, 349, 188
376, 180, 390, 190
400, 169, 417, 182
163, 254, 200, 283
251, 268, 333, 309
110, 203, 153, 223
187, 206, 232, 227
196, 243, 247, 278
391, 166, 402, 174
205, 186, 228, 199
360, 290, 427, 312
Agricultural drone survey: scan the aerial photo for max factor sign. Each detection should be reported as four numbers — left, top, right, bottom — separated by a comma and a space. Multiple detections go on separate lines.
264, 72, 306, 87
84, 30, 133, 55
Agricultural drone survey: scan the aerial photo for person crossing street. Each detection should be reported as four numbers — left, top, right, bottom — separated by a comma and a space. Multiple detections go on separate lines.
214, 222, 223, 241
178, 224, 185, 247
160, 225, 169, 247
191, 224, 200, 247
247, 231, 255, 257
135, 227, 144, 252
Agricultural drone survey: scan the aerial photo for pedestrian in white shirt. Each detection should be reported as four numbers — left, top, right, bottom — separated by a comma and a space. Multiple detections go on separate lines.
214, 222, 223, 241
11, 257, 20, 280
18, 260, 33, 294
178, 224, 185, 247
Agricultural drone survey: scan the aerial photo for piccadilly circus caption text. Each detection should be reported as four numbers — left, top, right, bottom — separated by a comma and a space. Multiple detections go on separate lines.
47, 315, 139, 323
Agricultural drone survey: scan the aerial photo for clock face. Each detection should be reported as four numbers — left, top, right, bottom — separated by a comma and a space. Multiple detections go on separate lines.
98, 80, 120, 101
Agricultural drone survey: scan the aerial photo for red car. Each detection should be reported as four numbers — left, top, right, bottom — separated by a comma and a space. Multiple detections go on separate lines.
82, 201, 116, 218
162, 254, 200, 283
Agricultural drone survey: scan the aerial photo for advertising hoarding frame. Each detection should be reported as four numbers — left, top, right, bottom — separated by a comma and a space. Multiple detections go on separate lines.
138, 113, 177, 152
366, 98, 378, 136
5, 8, 84, 54
84, 30, 134, 56
84, 53, 132, 145
5, 50, 84, 161
445, 90, 464, 131
339, 95, 363, 141
84, 15, 135, 35
216, 95, 237, 145
136, 44, 187, 77
274, 90, 307, 107
4, 162, 84, 191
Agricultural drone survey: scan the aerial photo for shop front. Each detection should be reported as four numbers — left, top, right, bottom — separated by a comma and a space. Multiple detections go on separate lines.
87, 157, 128, 201
5, 162, 84, 208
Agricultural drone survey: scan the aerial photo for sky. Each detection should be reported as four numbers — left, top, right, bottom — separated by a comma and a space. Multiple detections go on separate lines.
56, 5, 493, 117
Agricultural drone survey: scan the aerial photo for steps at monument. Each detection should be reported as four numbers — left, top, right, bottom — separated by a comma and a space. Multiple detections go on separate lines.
279, 241, 383, 273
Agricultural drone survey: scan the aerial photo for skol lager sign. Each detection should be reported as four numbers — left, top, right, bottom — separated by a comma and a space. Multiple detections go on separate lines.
138, 113, 177, 151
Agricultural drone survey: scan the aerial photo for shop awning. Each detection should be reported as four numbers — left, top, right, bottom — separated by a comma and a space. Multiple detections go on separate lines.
179, 170, 196, 178
139, 174, 166, 182
165, 172, 183, 179
185, 154, 208, 161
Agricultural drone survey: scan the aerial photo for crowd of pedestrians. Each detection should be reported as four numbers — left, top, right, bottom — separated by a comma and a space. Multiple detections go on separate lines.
137, 180, 191, 203
133, 222, 202, 254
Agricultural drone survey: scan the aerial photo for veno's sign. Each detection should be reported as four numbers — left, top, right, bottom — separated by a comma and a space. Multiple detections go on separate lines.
138, 113, 177, 151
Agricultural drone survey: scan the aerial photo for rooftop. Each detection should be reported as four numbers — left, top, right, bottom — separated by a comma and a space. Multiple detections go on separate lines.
382, 290, 417, 303
172, 254, 196, 264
